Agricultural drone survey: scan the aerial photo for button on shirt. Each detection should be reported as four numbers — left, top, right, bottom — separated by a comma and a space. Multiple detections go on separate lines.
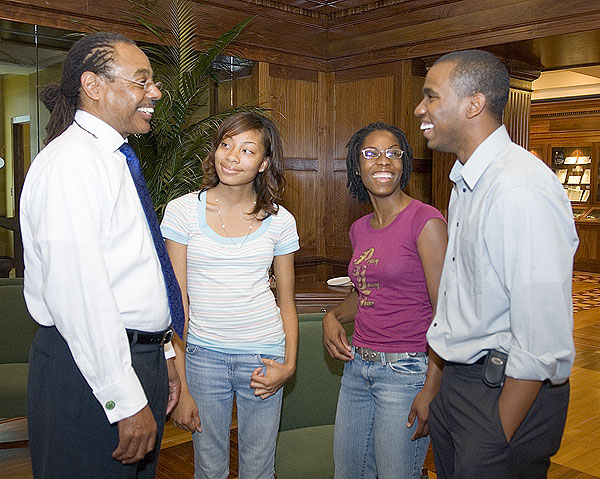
20, 110, 172, 423
427, 126, 578, 383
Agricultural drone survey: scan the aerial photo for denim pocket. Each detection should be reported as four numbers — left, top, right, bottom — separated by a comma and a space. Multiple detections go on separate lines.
256, 354, 284, 365
387, 355, 428, 374
185, 343, 200, 355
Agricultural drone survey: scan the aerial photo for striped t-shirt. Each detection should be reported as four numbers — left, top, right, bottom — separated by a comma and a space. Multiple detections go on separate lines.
161, 190, 300, 356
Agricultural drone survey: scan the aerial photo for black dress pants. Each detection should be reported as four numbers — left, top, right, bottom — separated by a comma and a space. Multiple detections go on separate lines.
28, 326, 168, 479
429, 361, 569, 479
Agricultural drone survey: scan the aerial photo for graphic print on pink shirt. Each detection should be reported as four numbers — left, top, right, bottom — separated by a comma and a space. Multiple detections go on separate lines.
351, 247, 380, 307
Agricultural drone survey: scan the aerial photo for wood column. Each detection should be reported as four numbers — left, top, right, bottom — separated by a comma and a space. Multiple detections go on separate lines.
504, 75, 537, 149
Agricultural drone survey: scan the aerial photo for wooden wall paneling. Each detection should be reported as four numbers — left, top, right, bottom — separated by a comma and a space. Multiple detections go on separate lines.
431, 151, 455, 219
330, 73, 394, 258
283, 169, 319, 258
333, 74, 395, 157
392, 59, 431, 204
267, 66, 321, 266
575, 224, 599, 267
257, 61, 271, 108
531, 98, 600, 117
317, 71, 335, 282
550, 117, 600, 133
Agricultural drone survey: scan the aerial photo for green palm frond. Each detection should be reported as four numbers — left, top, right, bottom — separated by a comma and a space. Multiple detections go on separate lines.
126, 0, 262, 219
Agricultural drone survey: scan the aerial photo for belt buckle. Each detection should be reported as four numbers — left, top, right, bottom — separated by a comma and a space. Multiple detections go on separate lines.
360, 348, 380, 362
161, 329, 174, 345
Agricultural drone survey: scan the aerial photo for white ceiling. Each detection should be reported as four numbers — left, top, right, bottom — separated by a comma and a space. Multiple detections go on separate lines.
532, 66, 600, 100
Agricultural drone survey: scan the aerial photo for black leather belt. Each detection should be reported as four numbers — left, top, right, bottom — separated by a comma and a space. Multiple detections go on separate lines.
126, 328, 173, 345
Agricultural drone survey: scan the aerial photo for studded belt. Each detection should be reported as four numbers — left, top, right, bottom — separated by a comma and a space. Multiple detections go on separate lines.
354, 346, 427, 363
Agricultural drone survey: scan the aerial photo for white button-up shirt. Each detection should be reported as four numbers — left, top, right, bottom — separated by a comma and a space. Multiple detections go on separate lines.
427, 125, 578, 383
20, 110, 171, 423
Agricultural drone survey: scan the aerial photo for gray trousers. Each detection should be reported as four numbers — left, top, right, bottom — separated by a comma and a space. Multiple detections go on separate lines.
429, 361, 569, 479
28, 326, 168, 479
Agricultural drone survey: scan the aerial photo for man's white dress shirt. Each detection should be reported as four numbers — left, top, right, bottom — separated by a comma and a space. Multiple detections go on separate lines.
20, 110, 172, 423
427, 125, 579, 383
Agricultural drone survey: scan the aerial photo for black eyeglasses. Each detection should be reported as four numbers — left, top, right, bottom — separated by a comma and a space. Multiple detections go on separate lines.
361, 148, 404, 160
111, 75, 163, 92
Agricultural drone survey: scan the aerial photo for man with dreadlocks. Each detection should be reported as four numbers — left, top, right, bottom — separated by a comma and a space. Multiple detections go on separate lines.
20, 32, 181, 478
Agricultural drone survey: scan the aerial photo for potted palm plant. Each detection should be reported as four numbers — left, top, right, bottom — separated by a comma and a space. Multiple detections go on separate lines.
128, 0, 261, 218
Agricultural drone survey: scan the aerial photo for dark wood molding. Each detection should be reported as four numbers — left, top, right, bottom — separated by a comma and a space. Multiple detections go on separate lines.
205, 0, 439, 21
270, 64, 319, 82
3, 1, 599, 73
284, 158, 319, 171
295, 254, 350, 268
334, 62, 395, 83
531, 97, 600, 118
333, 159, 347, 172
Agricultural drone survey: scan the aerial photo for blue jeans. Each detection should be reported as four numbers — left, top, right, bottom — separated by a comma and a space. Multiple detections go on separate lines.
333, 350, 430, 479
185, 345, 284, 479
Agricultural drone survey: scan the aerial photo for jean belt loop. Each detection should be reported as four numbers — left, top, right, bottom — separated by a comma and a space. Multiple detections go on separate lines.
129, 330, 139, 347
380, 351, 386, 365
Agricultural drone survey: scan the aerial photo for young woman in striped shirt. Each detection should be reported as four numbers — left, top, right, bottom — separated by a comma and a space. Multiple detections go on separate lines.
161, 112, 299, 479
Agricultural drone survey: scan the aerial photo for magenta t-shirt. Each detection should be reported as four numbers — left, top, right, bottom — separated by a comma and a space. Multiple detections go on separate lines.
349, 200, 445, 353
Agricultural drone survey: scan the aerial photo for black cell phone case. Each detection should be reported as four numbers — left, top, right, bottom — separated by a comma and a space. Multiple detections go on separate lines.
482, 350, 508, 388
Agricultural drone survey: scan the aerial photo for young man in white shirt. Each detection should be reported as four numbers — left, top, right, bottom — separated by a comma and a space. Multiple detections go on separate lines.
414, 49, 578, 478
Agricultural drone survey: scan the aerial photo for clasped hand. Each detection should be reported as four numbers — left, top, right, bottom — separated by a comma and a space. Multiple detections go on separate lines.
250, 358, 294, 399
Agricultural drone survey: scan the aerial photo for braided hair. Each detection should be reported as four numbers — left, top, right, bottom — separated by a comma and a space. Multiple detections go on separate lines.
41, 32, 135, 145
346, 122, 413, 203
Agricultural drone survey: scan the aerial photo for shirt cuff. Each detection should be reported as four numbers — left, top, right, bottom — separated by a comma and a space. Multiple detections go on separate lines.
274, 239, 300, 256
161, 225, 188, 245
93, 369, 148, 424
505, 345, 559, 381
164, 341, 176, 359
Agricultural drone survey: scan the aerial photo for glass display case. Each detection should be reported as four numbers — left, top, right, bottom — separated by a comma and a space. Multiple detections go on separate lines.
550, 146, 592, 204
572, 207, 588, 219
529, 99, 600, 272
582, 207, 600, 220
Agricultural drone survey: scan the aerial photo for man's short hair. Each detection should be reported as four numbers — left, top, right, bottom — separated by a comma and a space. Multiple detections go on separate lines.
434, 50, 509, 122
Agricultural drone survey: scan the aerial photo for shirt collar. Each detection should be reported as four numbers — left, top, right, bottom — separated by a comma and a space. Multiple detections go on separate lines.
74, 110, 127, 154
449, 125, 511, 190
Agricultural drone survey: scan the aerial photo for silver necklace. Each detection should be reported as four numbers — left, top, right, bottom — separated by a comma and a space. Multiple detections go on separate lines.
215, 197, 256, 249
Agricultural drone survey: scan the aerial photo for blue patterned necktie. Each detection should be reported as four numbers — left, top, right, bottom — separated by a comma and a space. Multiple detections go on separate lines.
119, 142, 185, 339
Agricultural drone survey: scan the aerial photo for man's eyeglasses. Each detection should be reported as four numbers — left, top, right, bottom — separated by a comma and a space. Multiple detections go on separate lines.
110, 75, 163, 92
361, 148, 404, 160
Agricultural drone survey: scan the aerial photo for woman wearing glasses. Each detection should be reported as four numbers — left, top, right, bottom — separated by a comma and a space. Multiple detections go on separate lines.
322, 122, 447, 479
